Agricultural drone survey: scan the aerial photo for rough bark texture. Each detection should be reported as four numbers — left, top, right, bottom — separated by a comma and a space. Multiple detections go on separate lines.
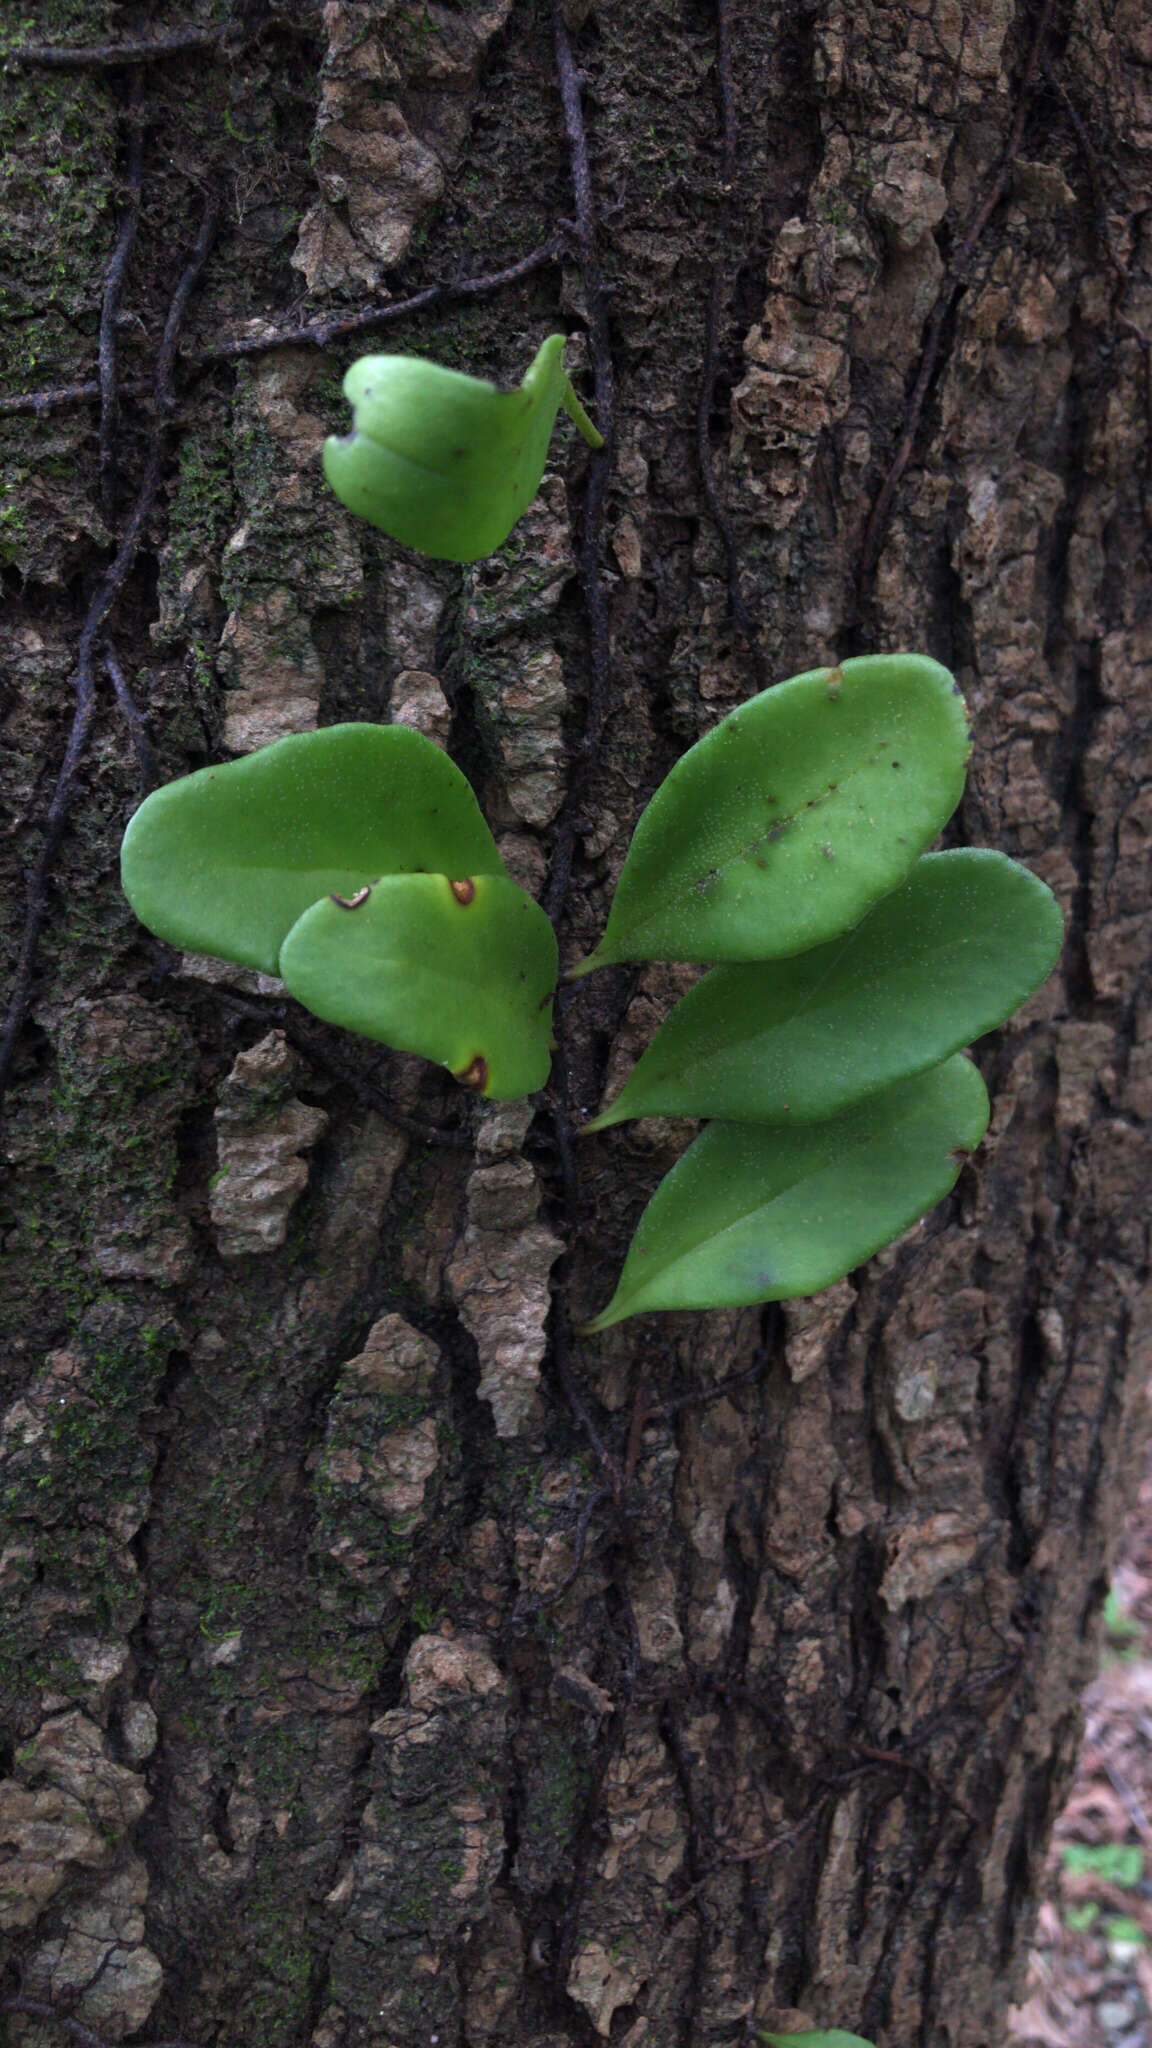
1, 3, 1150, 2047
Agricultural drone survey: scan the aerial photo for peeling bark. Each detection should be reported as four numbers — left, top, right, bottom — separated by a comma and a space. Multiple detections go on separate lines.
1, 2, 1150, 2045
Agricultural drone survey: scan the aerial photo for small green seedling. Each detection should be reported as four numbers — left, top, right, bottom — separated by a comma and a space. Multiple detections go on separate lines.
322, 333, 604, 562
1103, 1915, 1147, 1955
1060, 1842, 1145, 1887
1104, 1584, 1142, 1656
760, 2032, 878, 2048
574, 654, 1061, 1330
121, 655, 1059, 1309
122, 335, 1063, 1322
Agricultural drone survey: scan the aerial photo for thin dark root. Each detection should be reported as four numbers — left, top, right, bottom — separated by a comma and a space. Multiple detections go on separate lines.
2, 2001, 205, 2048
6, 27, 231, 68
544, 3, 615, 934
99, 112, 143, 516
0, 241, 566, 421
695, 0, 762, 669
0, 191, 219, 1109
1042, 52, 1152, 492
857, 0, 1057, 589
200, 992, 474, 1148
103, 637, 156, 794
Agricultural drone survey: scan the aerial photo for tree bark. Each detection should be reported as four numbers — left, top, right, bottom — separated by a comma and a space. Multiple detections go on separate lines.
1, 3, 1150, 2046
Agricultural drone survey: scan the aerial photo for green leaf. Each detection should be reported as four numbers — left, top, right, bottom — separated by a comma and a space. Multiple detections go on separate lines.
1061, 1842, 1144, 1887
278, 873, 557, 1099
323, 334, 603, 563
584, 1056, 989, 1331
587, 851, 1062, 1129
572, 654, 970, 975
121, 724, 507, 975
1104, 1585, 1141, 1649
760, 2033, 878, 2048
1104, 1915, 1147, 1950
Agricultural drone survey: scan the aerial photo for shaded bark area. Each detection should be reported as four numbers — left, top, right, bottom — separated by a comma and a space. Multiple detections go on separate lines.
1, 3, 1150, 2047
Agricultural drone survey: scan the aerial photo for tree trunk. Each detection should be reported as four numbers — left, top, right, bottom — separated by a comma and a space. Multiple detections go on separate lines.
2, 3, 1149, 2046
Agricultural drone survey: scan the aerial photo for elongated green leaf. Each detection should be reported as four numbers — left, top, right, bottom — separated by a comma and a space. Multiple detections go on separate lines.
760, 2033, 877, 2048
588, 850, 1062, 1129
279, 873, 557, 1099
323, 334, 603, 563
584, 1056, 989, 1330
572, 654, 970, 975
121, 724, 507, 975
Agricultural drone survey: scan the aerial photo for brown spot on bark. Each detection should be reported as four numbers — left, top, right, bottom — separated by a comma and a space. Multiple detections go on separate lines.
450, 877, 477, 904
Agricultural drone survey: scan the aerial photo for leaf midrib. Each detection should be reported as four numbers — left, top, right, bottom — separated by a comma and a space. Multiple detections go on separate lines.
613, 743, 885, 952
647, 919, 996, 1093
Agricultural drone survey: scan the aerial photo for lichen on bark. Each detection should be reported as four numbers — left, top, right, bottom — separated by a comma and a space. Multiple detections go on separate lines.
1, 2, 1151, 2045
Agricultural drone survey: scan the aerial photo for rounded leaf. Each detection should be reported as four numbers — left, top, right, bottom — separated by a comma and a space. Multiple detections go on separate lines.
588, 850, 1063, 1129
323, 334, 603, 563
121, 724, 507, 974
584, 1056, 990, 1331
278, 872, 558, 1099
572, 654, 970, 974
760, 2034, 877, 2048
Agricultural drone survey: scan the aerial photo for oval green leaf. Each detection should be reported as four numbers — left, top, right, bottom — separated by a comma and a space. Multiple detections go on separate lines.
121, 724, 508, 974
278, 873, 558, 1099
584, 1055, 989, 1331
323, 334, 603, 563
760, 2034, 877, 2048
572, 654, 970, 975
588, 850, 1063, 1129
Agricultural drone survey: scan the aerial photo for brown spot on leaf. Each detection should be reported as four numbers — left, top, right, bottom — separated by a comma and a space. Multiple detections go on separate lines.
450, 877, 477, 905
330, 886, 372, 909
456, 1054, 489, 1092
